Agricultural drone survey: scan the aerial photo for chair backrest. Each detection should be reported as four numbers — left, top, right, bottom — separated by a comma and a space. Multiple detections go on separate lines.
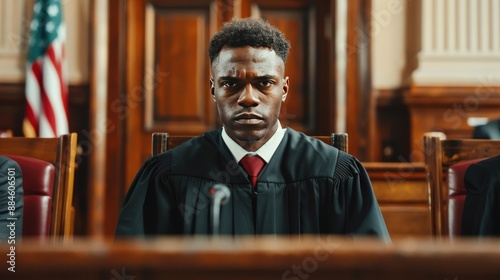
0, 133, 78, 241
447, 158, 485, 237
151, 132, 348, 155
5, 155, 55, 240
423, 132, 500, 238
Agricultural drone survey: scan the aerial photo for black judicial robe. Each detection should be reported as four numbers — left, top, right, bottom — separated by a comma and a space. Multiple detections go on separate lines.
472, 119, 500, 139
0, 156, 23, 242
116, 128, 389, 239
462, 155, 500, 236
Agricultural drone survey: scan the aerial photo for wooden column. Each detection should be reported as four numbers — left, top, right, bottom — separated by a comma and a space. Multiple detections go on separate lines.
346, 0, 374, 161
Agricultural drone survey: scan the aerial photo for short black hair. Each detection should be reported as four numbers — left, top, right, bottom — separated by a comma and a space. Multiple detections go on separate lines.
208, 18, 291, 65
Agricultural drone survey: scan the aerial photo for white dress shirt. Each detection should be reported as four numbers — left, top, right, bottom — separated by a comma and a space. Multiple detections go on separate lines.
221, 121, 287, 163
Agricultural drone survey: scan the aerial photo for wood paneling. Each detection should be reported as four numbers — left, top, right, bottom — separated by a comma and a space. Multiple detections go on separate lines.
144, 7, 213, 132
374, 88, 411, 162
0, 84, 26, 136
405, 86, 500, 162
96, 0, 127, 238
380, 206, 432, 236
346, 0, 374, 161
365, 162, 431, 237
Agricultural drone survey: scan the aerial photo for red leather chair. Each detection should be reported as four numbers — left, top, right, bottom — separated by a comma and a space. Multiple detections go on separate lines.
447, 158, 485, 238
424, 131, 500, 238
5, 155, 55, 241
0, 133, 77, 241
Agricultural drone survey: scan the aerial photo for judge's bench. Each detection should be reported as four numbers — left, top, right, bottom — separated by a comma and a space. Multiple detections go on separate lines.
2, 236, 500, 280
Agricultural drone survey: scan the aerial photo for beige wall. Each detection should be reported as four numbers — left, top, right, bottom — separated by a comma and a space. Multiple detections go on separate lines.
0, 0, 89, 84
371, 0, 421, 90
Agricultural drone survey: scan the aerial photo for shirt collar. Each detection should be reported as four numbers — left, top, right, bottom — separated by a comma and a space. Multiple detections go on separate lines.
221, 121, 287, 163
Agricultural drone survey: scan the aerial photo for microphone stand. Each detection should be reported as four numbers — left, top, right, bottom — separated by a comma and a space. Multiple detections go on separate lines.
210, 184, 231, 236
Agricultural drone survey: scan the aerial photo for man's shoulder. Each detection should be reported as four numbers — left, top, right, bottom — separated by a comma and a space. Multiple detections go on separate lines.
471, 155, 500, 178
281, 129, 362, 178
0, 155, 20, 167
0, 156, 22, 177
284, 128, 340, 155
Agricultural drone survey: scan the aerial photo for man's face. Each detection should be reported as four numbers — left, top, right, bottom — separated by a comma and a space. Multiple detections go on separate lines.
211, 46, 289, 151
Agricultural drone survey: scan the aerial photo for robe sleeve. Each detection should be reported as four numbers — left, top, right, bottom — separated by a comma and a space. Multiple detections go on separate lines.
115, 155, 181, 238
461, 162, 500, 236
335, 153, 390, 240
0, 156, 23, 242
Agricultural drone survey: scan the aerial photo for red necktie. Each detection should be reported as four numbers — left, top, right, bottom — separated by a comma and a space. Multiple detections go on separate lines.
239, 155, 265, 188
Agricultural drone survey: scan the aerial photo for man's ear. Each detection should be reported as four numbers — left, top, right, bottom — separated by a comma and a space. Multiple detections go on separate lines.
210, 78, 216, 101
282, 77, 289, 102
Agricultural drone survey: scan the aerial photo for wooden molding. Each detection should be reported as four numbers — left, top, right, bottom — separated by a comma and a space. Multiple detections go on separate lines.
406, 86, 500, 106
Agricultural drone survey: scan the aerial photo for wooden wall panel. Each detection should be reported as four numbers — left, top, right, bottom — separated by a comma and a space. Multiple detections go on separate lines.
405, 86, 500, 162
374, 88, 411, 162
98, 0, 127, 238
145, 7, 213, 132
346, 0, 374, 161
0, 85, 26, 136
365, 162, 431, 237
380, 206, 431, 237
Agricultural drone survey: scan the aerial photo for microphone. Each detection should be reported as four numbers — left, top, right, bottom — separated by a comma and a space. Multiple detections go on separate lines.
210, 184, 231, 236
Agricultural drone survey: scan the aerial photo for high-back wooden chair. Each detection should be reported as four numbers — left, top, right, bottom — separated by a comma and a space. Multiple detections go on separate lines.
424, 132, 500, 238
0, 133, 78, 241
151, 132, 348, 155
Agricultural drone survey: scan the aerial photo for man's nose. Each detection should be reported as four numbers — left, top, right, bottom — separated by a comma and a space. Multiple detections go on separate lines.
237, 83, 259, 107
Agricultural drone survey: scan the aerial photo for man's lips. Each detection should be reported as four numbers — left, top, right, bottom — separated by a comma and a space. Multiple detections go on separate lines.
234, 113, 264, 124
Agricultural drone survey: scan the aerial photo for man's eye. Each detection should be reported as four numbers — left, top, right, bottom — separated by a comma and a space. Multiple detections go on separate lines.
260, 81, 274, 87
222, 81, 237, 88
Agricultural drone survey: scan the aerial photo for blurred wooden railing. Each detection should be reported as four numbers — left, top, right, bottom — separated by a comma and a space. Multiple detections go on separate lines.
2, 236, 500, 279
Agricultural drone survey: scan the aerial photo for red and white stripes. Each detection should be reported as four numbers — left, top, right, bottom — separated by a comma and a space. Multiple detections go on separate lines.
24, 25, 68, 138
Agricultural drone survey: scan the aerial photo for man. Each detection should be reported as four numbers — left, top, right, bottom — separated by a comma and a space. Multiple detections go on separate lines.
116, 18, 389, 239
462, 155, 500, 236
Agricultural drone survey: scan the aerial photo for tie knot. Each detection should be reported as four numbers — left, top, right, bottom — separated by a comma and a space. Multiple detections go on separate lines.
239, 155, 265, 177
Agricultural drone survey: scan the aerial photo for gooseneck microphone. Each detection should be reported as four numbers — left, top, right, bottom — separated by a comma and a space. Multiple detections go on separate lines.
210, 184, 231, 236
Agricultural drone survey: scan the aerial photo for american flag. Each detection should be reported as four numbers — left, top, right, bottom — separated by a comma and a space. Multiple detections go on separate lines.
23, 0, 68, 138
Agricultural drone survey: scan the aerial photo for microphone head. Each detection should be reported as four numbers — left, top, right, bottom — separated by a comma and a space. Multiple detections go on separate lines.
211, 184, 231, 205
